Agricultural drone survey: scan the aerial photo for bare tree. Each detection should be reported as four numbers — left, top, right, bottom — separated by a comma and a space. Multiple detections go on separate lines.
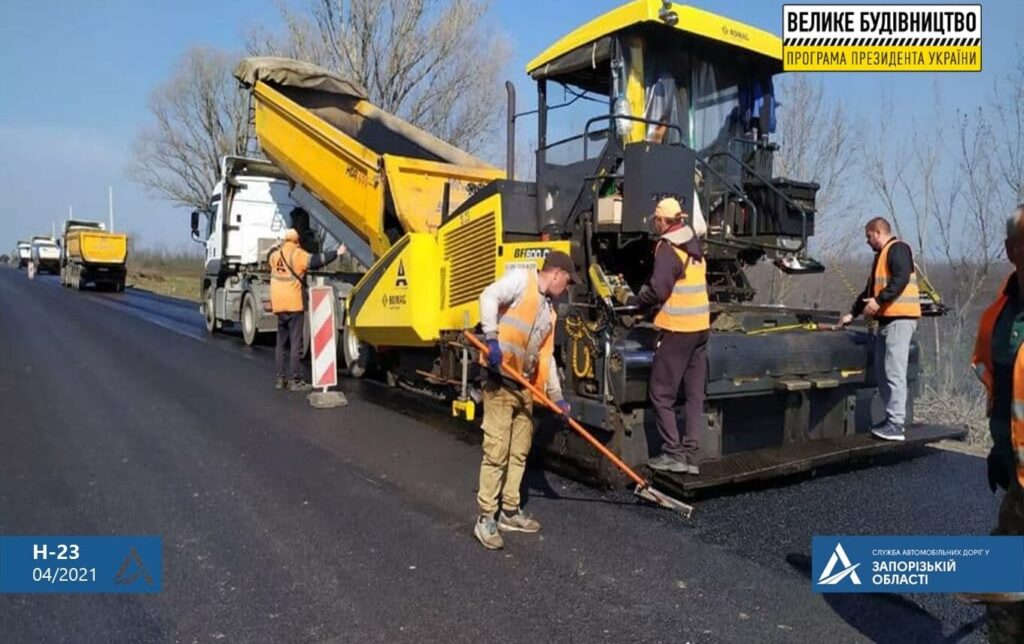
129, 47, 250, 210
248, 0, 509, 156
993, 52, 1024, 203
754, 74, 861, 306
863, 83, 1013, 443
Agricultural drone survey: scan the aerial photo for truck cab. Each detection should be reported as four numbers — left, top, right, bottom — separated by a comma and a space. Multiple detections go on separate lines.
192, 156, 300, 345
30, 236, 60, 274
16, 241, 31, 268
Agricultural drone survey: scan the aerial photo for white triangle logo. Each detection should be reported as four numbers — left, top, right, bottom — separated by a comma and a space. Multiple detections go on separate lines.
818, 543, 862, 585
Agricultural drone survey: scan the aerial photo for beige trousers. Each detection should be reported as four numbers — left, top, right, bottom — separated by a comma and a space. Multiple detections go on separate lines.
477, 382, 534, 516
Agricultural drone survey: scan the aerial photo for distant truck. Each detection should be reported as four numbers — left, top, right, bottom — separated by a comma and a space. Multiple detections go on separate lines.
191, 156, 358, 349
16, 241, 31, 268
30, 236, 61, 274
60, 220, 128, 291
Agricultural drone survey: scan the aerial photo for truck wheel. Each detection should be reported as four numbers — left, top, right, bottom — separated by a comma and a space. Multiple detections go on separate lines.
204, 286, 221, 334
241, 293, 259, 347
115, 278, 125, 293
342, 324, 372, 378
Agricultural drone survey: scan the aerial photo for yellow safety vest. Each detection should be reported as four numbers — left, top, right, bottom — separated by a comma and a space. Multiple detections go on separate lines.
873, 239, 922, 318
653, 241, 710, 333
483, 271, 556, 391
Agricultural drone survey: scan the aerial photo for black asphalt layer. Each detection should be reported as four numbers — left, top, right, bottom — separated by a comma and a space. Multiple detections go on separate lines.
0, 268, 1000, 643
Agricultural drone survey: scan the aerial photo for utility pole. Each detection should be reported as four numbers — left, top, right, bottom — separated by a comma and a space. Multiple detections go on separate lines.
108, 185, 114, 232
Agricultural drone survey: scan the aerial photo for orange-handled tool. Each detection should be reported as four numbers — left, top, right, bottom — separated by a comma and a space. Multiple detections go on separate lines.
464, 331, 693, 518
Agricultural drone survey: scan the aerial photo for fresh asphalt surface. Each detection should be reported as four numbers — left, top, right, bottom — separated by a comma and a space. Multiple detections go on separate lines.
0, 267, 1002, 643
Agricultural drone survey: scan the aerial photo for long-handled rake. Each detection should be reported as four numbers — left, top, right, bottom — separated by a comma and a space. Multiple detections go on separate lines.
464, 331, 694, 518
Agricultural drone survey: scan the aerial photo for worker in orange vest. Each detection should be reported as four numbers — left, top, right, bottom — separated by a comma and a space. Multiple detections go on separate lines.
629, 197, 709, 476
473, 251, 577, 550
970, 204, 1024, 640
840, 217, 921, 441
268, 215, 344, 391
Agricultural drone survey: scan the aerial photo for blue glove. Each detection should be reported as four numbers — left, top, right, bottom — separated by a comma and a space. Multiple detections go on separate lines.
486, 339, 503, 368
556, 400, 571, 418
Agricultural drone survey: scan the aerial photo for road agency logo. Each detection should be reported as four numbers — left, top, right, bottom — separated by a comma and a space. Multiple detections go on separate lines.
817, 542, 862, 586
783, 5, 981, 72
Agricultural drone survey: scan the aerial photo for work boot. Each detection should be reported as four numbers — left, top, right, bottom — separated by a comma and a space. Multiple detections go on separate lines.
275, 376, 287, 390
871, 422, 906, 442
648, 453, 687, 473
289, 379, 312, 392
474, 515, 503, 550
498, 507, 541, 533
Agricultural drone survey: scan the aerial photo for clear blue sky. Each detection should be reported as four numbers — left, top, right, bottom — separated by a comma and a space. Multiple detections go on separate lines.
1, 1, 1021, 254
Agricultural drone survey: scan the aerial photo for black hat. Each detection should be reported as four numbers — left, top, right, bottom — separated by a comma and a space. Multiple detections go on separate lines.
542, 250, 580, 284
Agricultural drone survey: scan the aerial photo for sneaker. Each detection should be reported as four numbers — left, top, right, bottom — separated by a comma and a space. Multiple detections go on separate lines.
647, 453, 687, 473
288, 379, 312, 392
684, 454, 701, 476
498, 508, 541, 533
871, 422, 906, 442
474, 515, 504, 550
275, 376, 287, 390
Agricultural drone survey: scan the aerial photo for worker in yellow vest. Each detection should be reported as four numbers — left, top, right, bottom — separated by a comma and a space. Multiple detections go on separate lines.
840, 217, 921, 441
969, 204, 1024, 640
473, 251, 578, 550
630, 197, 710, 475
268, 216, 343, 391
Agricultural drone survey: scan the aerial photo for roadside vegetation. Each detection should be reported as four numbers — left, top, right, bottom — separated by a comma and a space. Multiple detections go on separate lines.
127, 245, 203, 302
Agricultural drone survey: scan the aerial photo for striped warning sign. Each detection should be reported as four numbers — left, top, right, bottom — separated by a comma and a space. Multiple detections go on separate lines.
308, 285, 338, 390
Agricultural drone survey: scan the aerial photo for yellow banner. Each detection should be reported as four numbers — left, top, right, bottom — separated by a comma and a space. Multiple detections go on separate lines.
784, 45, 981, 72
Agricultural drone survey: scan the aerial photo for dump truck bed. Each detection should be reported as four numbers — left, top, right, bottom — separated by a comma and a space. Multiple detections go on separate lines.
65, 229, 127, 265
237, 57, 504, 260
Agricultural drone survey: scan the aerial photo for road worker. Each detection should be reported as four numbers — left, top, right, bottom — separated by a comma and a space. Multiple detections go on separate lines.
840, 217, 921, 441
627, 197, 709, 475
474, 250, 577, 550
970, 204, 1024, 641
268, 211, 344, 391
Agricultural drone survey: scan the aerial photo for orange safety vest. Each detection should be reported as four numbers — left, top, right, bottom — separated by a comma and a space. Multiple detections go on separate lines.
269, 240, 310, 313
484, 271, 556, 392
872, 239, 922, 318
972, 273, 1024, 487
653, 241, 710, 333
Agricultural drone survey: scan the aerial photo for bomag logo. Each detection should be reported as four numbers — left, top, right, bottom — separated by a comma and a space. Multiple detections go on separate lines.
513, 248, 551, 260
381, 293, 407, 308
722, 25, 750, 41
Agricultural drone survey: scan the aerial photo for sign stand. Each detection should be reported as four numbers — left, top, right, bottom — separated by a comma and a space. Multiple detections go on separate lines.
307, 282, 347, 409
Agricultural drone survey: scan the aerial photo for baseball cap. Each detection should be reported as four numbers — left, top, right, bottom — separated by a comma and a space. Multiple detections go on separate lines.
653, 197, 686, 220
542, 250, 580, 284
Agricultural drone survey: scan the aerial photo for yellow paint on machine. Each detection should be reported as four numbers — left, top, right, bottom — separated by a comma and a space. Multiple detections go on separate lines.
382, 155, 504, 234
526, 0, 782, 75
347, 233, 440, 347
347, 192, 569, 348
65, 230, 127, 265
250, 81, 504, 259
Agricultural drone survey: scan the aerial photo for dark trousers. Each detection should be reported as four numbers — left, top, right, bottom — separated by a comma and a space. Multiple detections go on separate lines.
649, 329, 709, 459
275, 312, 304, 380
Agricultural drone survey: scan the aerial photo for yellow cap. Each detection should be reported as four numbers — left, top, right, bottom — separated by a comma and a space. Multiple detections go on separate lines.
653, 197, 685, 220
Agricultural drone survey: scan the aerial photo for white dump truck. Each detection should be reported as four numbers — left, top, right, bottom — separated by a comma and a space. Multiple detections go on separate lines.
190, 155, 360, 350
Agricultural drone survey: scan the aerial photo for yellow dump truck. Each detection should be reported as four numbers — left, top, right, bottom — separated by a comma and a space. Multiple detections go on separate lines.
60, 219, 128, 292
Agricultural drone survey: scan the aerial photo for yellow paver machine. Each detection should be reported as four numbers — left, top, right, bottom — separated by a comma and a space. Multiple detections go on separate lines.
237, 0, 959, 495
